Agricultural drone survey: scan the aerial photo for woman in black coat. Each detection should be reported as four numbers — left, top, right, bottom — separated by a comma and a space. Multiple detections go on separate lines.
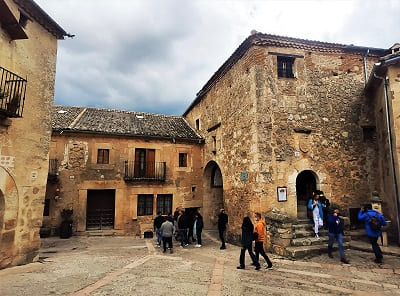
194, 212, 204, 247
237, 216, 260, 270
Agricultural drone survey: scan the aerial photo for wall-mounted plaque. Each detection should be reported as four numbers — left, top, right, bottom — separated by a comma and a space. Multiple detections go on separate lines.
277, 186, 287, 202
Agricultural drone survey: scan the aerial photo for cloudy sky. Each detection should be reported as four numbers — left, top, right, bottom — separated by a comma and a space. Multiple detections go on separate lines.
35, 0, 400, 115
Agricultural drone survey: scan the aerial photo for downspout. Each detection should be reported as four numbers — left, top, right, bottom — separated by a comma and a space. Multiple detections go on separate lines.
363, 49, 370, 85
374, 73, 400, 245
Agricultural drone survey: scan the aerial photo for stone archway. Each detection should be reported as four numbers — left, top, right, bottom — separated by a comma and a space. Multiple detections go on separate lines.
202, 161, 223, 229
296, 170, 319, 219
0, 166, 19, 268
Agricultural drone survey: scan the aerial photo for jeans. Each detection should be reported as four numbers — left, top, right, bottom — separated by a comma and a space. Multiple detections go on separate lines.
178, 229, 188, 246
328, 232, 345, 258
156, 228, 162, 245
254, 241, 272, 267
162, 236, 173, 252
239, 245, 259, 268
219, 228, 226, 247
368, 236, 383, 259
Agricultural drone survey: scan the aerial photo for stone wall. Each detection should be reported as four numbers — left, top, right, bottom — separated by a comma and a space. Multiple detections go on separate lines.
42, 134, 203, 236
0, 0, 59, 268
185, 39, 381, 242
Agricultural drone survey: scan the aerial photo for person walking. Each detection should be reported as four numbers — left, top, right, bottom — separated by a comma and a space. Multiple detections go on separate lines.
160, 216, 175, 253
308, 192, 324, 239
253, 212, 273, 270
358, 204, 387, 263
327, 208, 349, 264
194, 212, 204, 247
218, 208, 228, 250
177, 210, 188, 247
237, 216, 260, 270
153, 212, 165, 247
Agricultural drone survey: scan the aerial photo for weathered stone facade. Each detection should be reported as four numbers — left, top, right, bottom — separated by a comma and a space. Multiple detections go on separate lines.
184, 33, 398, 243
43, 107, 203, 236
0, 0, 68, 268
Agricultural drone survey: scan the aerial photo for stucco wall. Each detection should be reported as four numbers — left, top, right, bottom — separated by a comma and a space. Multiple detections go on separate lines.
43, 133, 203, 236
0, 0, 59, 268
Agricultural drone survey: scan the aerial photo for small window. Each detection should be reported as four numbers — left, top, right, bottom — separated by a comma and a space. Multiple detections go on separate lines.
97, 149, 109, 164
43, 199, 50, 216
19, 13, 29, 28
157, 194, 172, 215
179, 153, 188, 167
277, 56, 295, 78
138, 194, 153, 216
196, 119, 200, 130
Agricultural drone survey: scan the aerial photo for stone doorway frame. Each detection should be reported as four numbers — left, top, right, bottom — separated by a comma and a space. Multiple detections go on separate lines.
202, 161, 224, 229
295, 170, 320, 219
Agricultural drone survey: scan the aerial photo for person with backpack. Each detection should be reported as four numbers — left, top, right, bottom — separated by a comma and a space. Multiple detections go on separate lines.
358, 203, 387, 263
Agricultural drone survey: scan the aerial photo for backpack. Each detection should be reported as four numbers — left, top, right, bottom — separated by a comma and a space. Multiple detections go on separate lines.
367, 212, 381, 232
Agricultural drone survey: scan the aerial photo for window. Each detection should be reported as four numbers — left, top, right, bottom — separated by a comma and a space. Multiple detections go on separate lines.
19, 13, 29, 28
138, 194, 153, 216
196, 119, 200, 130
211, 166, 223, 187
277, 56, 295, 78
43, 199, 50, 216
157, 194, 172, 215
97, 149, 109, 164
134, 148, 155, 178
179, 153, 188, 167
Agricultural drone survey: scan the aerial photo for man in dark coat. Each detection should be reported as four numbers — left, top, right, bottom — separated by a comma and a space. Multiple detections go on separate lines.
153, 212, 165, 247
218, 208, 228, 249
327, 208, 349, 264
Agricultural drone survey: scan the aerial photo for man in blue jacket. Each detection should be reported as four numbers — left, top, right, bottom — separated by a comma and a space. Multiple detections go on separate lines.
327, 208, 349, 264
358, 204, 387, 263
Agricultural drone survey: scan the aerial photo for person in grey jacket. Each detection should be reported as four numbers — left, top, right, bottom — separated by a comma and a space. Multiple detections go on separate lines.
160, 217, 175, 253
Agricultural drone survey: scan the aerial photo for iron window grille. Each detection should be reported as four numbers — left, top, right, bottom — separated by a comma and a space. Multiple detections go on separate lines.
277, 56, 295, 78
156, 194, 172, 215
138, 194, 154, 216
0, 66, 27, 118
179, 153, 188, 167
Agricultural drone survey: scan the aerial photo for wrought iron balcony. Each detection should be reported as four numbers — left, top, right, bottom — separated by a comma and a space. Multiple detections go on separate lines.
124, 161, 166, 182
0, 66, 27, 118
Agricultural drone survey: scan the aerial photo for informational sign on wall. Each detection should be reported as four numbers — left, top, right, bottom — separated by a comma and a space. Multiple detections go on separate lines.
277, 186, 287, 202
240, 171, 248, 181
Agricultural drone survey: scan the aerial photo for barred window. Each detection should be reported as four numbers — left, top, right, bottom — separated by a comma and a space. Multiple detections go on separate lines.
277, 56, 295, 78
179, 153, 187, 167
157, 194, 172, 215
97, 149, 109, 164
138, 194, 153, 216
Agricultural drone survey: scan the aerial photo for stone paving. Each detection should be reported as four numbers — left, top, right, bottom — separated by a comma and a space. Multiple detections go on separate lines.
0, 232, 399, 296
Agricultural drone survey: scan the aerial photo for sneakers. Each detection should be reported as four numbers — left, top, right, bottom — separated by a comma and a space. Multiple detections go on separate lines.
341, 258, 350, 264
315, 234, 320, 240
266, 265, 273, 270
195, 244, 202, 248
220, 246, 226, 250
237, 266, 245, 269
255, 265, 261, 270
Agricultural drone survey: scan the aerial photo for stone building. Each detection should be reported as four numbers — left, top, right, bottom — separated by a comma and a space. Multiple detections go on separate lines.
183, 32, 400, 248
0, 0, 70, 268
42, 106, 203, 237
364, 45, 400, 245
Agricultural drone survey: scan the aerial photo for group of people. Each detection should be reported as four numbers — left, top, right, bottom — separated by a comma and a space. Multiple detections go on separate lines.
308, 190, 387, 264
153, 208, 204, 254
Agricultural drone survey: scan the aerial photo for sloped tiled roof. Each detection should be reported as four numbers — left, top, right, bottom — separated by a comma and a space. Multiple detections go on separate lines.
52, 106, 203, 143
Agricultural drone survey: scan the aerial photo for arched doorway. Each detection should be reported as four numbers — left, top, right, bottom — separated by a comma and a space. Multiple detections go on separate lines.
296, 170, 318, 218
202, 161, 223, 229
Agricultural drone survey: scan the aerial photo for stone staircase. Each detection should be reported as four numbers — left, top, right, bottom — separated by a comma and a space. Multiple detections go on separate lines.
284, 219, 351, 258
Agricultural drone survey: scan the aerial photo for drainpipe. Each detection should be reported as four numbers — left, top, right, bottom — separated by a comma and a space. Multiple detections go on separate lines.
363, 49, 370, 86
374, 73, 400, 245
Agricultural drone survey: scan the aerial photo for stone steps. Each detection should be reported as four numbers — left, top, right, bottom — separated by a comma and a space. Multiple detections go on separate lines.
285, 242, 351, 258
291, 235, 351, 247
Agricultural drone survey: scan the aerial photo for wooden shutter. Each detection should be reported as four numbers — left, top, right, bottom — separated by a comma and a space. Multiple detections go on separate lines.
146, 149, 155, 178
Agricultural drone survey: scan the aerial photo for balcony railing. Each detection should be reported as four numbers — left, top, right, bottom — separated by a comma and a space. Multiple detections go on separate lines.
0, 66, 27, 118
124, 161, 166, 182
